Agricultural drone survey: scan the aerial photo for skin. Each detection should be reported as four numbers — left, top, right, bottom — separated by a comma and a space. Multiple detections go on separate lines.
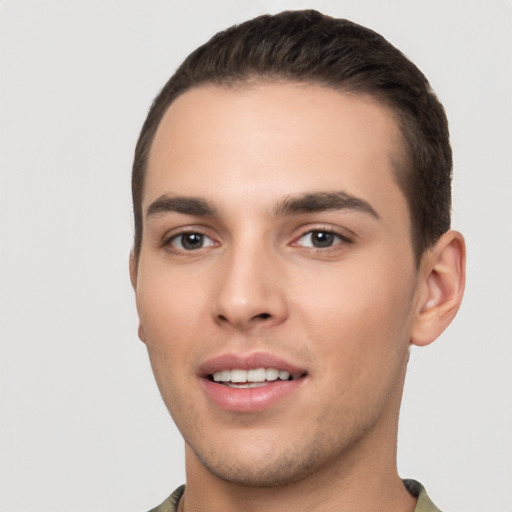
130, 82, 465, 512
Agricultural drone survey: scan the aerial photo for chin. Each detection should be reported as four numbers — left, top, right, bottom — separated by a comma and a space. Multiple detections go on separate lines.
196, 448, 320, 488
186, 426, 357, 489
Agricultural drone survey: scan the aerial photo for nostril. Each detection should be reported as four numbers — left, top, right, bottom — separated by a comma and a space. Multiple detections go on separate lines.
214, 307, 280, 327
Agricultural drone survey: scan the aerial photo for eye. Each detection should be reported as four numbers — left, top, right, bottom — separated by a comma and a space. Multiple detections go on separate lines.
296, 230, 348, 249
169, 232, 216, 251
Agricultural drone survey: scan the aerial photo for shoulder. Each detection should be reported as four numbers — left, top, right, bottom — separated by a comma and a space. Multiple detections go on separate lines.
148, 481, 442, 511
403, 479, 443, 512
146, 485, 185, 512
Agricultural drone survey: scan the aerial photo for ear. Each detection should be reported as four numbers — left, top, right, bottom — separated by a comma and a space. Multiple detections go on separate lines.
129, 251, 147, 344
411, 230, 466, 346
129, 250, 138, 290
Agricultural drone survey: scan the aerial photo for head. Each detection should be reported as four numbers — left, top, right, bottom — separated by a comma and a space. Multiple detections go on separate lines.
132, 9, 452, 265
129, 10, 464, 491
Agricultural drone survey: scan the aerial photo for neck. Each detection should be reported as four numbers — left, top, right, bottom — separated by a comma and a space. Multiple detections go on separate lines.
180, 421, 415, 512
180, 363, 414, 512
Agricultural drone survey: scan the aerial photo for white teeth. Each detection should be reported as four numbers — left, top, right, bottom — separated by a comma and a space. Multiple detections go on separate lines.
247, 368, 266, 382
213, 370, 231, 382
265, 368, 279, 381
278, 370, 290, 380
211, 367, 294, 384
226, 382, 267, 389
230, 369, 247, 383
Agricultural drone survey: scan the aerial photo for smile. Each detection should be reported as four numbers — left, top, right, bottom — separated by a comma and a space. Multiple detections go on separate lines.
210, 367, 301, 388
200, 353, 308, 412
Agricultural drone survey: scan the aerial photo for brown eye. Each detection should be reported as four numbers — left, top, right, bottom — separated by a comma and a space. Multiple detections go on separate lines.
297, 230, 346, 248
170, 233, 215, 251
310, 231, 335, 248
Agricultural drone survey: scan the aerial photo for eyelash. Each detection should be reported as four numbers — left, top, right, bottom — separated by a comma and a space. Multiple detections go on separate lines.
292, 228, 352, 251
161, 227, 352, 254
162, 229, 217, 253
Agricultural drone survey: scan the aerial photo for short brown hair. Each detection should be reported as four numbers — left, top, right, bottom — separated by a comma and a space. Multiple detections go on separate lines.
132, 10, 452, 262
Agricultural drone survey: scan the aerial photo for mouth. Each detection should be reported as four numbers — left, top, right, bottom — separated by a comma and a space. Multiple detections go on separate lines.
208, 367, 307, 388
199, 353, 309, 412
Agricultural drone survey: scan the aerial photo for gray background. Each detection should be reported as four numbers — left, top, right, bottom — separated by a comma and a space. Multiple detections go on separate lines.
1, 1, 511, 511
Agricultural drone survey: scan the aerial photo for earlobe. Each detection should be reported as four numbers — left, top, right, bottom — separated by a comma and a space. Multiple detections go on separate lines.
129, 251, 138, 290
411, 230, 466, 347
137, 324, 147, 344
129, 251, 147, 344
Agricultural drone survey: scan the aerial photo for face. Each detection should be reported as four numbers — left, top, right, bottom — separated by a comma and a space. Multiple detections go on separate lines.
132, 82, 423, 486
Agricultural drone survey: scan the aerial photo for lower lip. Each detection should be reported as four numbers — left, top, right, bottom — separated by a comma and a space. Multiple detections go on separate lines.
201, 378, 304, 412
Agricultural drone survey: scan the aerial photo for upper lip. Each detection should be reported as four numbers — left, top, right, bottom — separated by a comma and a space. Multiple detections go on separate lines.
198, 351, 308, 378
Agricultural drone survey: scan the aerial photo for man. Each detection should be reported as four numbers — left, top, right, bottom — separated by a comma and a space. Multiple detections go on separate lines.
129, 10, 465, 512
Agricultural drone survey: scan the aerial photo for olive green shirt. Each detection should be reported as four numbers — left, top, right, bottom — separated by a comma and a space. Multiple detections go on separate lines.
147, 479, 442, 511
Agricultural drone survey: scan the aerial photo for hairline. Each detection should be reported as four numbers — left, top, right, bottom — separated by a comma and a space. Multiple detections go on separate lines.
133, 77, 425, 266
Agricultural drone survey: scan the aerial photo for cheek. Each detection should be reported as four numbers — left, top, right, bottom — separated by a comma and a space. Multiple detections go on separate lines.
137, 263, 209, 337
134, 267, 218, 433
135, 269, 207, 389
136, 285, 196, 423
295, 262, 416, 385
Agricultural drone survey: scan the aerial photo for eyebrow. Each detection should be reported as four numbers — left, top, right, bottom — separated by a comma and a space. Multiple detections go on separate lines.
146, 195, 218, 219
273, 191, 380, 219
145, 191, 379, 221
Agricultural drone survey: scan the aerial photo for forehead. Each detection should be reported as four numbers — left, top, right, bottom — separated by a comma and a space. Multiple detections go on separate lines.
145, 82, 406, 218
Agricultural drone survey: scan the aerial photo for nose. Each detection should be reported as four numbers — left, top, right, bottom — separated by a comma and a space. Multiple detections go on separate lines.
212, 241, 288, 331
